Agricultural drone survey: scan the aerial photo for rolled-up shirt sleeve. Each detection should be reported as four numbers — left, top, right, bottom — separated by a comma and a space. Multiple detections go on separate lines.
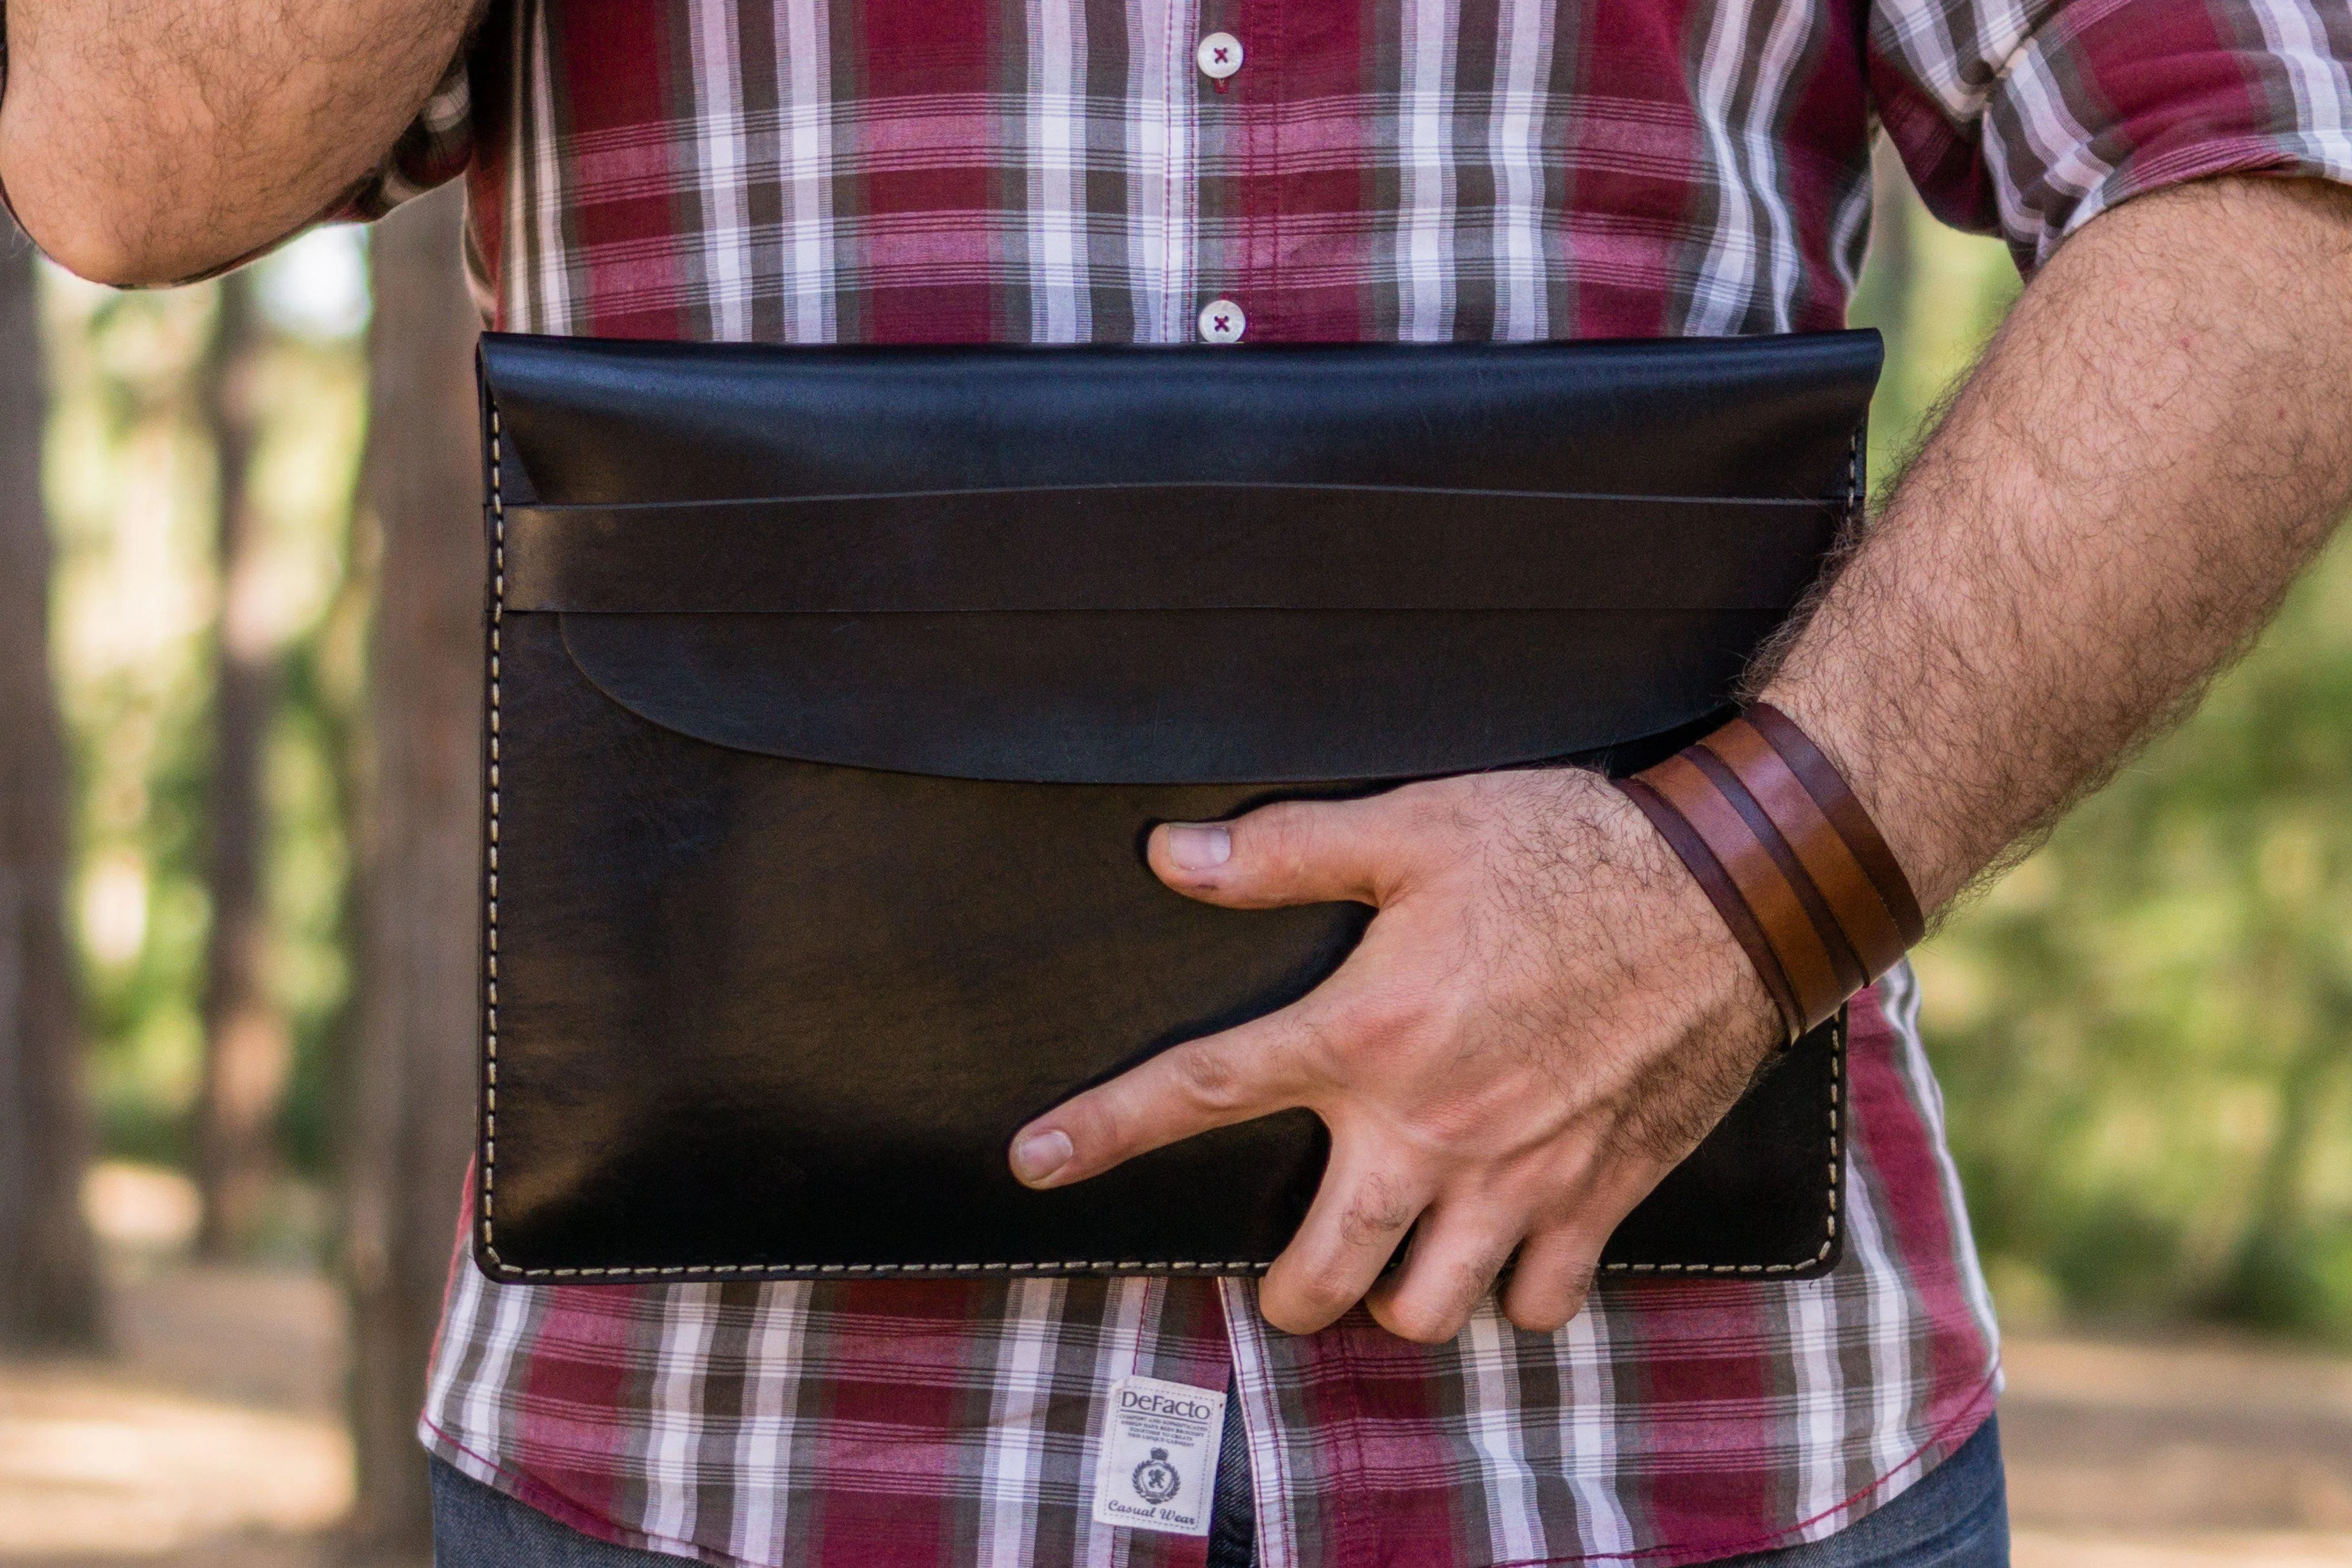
1870, 0, 2352, 269
326, 50, 475, 223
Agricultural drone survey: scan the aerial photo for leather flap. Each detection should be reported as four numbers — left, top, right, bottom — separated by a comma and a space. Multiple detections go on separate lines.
556, 607, 1785, 783
482, 331, 1879, 785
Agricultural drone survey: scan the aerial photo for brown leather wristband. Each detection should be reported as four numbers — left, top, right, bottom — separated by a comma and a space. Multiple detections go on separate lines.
1700, 717, 1909, 979
1744, 702, 1925, 948
1643, 753, 1850, 1031
1681, 745, 1869, 997
1616, 704, 1924, 1040
1615, 776, 1806, 1039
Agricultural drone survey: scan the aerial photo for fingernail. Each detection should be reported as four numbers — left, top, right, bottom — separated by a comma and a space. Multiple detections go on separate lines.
1166, 824, 1232, 870
1011, 1129, 1074, 1185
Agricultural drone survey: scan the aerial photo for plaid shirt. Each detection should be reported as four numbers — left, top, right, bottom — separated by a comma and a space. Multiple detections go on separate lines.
369, 0, 2352, 1562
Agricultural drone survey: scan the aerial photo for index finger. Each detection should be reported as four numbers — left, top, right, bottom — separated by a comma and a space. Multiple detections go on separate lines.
1007, 1001, 1329, 1189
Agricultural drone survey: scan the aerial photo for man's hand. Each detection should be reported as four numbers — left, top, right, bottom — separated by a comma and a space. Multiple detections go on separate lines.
1009, 769, 1782, 1342
0, 0, 479, 284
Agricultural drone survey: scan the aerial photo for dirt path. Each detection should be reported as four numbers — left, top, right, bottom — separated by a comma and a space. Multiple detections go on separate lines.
2003, 1334, 2352, 1566
0, 1257, 348, 1567
6, 1229, 2352, 1565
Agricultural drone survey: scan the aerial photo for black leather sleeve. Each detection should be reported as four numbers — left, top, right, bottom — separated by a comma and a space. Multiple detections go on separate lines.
474, 332, 1877, 1283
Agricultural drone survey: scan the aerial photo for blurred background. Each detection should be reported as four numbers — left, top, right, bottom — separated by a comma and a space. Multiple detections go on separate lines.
2, 153, 2350, 1566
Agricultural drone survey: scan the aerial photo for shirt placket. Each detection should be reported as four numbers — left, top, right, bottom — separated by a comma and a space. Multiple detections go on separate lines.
1189, 0, 1282, 343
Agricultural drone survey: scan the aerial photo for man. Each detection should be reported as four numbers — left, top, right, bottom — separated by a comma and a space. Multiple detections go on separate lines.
6, 1, 2349, 1563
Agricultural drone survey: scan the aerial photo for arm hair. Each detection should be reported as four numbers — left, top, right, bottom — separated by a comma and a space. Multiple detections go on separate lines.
1758, 176, 2352, 916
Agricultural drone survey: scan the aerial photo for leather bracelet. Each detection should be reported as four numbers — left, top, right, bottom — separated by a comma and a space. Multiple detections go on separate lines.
1643, 752, 1850, 1034
1681, 746, 1868, 994
1614, 704, 1924, 1041
1616, 777, 1806, 1035
1744, 702, 1925, 948
1699, 716, 1910, 975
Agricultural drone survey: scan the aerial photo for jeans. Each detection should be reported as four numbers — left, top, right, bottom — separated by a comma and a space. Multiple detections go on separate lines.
1717, 1415, 2008, 1568
430, 1411, 2006, 1568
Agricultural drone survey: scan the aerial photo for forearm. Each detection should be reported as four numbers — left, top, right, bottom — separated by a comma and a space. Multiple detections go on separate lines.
1762, 176, 2352, 916
0, 0, 479, 284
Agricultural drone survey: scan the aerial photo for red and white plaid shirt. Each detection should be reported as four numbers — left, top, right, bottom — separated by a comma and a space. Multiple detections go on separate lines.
362, 0, 2352, 1562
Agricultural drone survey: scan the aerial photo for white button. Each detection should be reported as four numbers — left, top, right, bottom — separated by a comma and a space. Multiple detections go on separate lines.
1197, 298, 1247, 344
1196, 32, 1244, 80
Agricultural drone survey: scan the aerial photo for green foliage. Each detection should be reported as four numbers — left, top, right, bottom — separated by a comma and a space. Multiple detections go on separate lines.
1916, 534, 2352, 1337
1846, 171, 2021, 487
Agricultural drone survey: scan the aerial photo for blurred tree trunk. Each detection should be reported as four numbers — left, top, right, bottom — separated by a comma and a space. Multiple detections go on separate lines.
0, 220, 102, 1348
194, 273, 290, 1258
341, 183, 481, 1562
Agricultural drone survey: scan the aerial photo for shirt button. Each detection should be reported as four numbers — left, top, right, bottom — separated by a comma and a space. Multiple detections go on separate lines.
1196, 32, 1244, 81
1197, 298, 1247, 344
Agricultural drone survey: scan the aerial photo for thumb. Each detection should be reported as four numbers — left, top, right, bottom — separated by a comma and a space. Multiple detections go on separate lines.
1149, 793, 1415, 909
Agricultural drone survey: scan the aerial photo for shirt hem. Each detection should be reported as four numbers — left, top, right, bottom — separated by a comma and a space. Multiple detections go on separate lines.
421, 1360, 2002, 1568
1485, 1363, 2003, 1568
421, 1414, 743, 1567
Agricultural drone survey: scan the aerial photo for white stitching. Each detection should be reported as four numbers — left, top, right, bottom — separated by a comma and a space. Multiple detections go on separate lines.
480, 402, 506, 1268
477, 401, 1855, 1284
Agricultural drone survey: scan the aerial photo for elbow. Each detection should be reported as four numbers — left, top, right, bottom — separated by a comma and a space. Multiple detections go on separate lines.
0, 177, 211, 289
5, 204, 174, 290
0, 120, 243, 287
0, 52, 206, 285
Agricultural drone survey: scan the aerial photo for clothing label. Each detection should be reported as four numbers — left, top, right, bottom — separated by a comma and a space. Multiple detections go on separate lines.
1090, 1375, 1227, 1536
